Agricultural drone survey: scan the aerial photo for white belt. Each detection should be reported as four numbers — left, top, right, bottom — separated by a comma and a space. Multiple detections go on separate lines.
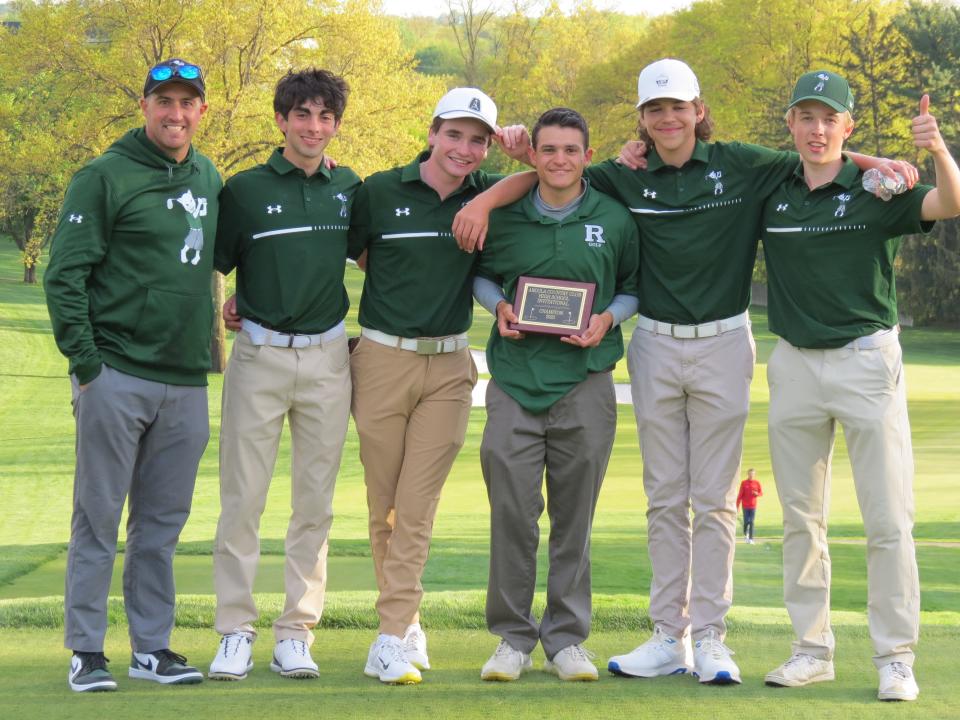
361, 327, 469, 355
843, 326, 899, 350
242, 318, 345, 348
636, 311, 749, 339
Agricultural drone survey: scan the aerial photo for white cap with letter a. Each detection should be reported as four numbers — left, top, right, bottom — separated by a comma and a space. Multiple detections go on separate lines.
433, 87, 498, 132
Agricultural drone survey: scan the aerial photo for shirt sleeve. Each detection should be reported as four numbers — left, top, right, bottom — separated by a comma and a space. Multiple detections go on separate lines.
585, 160, 623, 200
347, 180, 373, 260
874, 183, 934, 237
732, 142, 800, 201
473, 275, 506, 317
43, 167, 113, 384
213, 183, 243, 276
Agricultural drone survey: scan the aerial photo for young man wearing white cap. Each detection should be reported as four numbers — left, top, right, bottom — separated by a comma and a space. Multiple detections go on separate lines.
348, 88, 511, 685
452, 58, 908, 686
761, 71, 960, 702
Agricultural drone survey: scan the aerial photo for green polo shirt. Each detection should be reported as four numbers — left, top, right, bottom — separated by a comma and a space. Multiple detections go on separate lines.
587, 140, 797, 324
348, 152, 501, 337
761, 157, 932, 348
478, 183, 640, 414
214, 149, 361, 333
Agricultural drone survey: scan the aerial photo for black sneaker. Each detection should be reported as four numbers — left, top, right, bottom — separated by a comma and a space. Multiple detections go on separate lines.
129, 649, 203, 685
68, 652, 118, 692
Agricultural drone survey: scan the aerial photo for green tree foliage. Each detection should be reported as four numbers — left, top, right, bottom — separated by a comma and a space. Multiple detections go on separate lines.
0, 0, 447, 366
892, 0, 960, 324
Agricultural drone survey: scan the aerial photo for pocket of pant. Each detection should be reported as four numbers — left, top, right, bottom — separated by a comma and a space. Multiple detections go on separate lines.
329, 334, 350, 371
875, 340, 903, 389
231, 334, 261, 363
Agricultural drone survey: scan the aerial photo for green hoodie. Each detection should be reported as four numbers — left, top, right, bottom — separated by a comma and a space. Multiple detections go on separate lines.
44, 127, 221, 386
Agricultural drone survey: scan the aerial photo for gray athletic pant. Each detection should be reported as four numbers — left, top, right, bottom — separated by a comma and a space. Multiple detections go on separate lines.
481, 373, 616, 658
64, 364, 208, 653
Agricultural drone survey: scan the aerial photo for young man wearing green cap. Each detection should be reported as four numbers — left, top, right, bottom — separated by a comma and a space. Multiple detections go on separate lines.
45, 58, 219, 692
348, 88, 510, 685
761, 71, 960, 702
209, 69, 361, 682
473, 107, 639, 683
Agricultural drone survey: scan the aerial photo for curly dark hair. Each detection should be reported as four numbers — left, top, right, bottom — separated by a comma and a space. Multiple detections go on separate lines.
274, 68, 349, 121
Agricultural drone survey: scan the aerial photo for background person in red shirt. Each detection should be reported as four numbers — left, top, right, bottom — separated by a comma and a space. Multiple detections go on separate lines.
736, 469, 763, 544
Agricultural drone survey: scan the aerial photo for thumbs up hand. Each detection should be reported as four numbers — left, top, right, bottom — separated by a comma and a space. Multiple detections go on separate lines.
914, 94, 947, 155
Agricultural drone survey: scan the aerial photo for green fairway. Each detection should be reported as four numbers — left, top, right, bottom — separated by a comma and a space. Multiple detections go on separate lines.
2, 626, 960, 720
0, 241, 958, 718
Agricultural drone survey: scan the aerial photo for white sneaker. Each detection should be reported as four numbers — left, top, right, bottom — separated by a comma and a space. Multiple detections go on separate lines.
480, 639, 533, 681
765, 653, 834, 687
747, 538, 755, 544
270, 638, 319, 679
878, 662, 919, 701
693, 631, 741, 684
209, 632, 254, 680
545, 644, 598, 681
403, 623, 430, 671
607, 626, 692, 678
364, 635, 422, 685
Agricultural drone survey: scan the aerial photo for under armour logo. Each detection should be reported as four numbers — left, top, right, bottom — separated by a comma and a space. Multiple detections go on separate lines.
643, 189, 657, 199
68, 214, 83, 224
776, 203, 788, 212
266, 205, 282, 214
395, 207, 410, 216
814, 72, 830, 93
469, 97, 481, 112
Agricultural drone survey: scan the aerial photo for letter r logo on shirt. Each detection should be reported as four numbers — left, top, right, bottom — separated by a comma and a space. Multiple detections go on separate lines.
584, 224, 605, 245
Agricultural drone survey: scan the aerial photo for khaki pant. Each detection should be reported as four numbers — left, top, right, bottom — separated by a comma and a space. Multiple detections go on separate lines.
350, 337, 476, 637
213, 331, 351, 644
768, 337, 919, 668
627, 324, 755, 640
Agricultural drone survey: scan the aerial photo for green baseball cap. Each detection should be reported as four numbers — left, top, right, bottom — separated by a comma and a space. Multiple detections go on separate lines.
788, 71, 854, 113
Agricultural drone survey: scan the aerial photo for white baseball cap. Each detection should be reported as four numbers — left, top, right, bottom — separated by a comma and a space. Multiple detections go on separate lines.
636, 58, 701, 108
433, 87, 498, 132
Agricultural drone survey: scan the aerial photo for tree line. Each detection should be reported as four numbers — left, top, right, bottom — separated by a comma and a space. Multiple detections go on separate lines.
1, 0, 958, 327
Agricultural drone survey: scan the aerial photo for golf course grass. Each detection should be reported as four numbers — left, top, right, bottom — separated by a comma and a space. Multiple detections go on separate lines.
0, 243, 957, 719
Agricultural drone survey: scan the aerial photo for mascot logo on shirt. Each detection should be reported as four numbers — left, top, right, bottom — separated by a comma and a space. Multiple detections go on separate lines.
707, 170, 724, 195
833, 193, 852, 218
166, 189, 209, 265
334, 192, 349, 218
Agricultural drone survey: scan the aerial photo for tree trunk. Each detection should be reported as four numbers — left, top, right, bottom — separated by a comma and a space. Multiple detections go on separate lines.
210, 271, 227, 373
23, 264, 35, 284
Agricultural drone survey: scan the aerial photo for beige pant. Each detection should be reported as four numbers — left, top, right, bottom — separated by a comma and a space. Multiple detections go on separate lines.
768, 336, 919, 668
350, 337, 476, 637
213, 331, 351, 644
627, 324, 755, 640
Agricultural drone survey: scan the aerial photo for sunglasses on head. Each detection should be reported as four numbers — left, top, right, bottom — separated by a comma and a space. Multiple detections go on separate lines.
148, 63, 202, 82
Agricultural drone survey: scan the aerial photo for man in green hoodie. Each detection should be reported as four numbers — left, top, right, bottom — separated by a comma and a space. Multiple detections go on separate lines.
44, 58, 221, 693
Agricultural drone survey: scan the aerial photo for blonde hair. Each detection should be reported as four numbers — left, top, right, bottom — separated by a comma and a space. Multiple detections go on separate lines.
784, 105, 853, 129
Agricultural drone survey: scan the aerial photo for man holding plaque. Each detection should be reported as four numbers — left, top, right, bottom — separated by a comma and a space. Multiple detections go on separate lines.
473, 108, 639, 683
